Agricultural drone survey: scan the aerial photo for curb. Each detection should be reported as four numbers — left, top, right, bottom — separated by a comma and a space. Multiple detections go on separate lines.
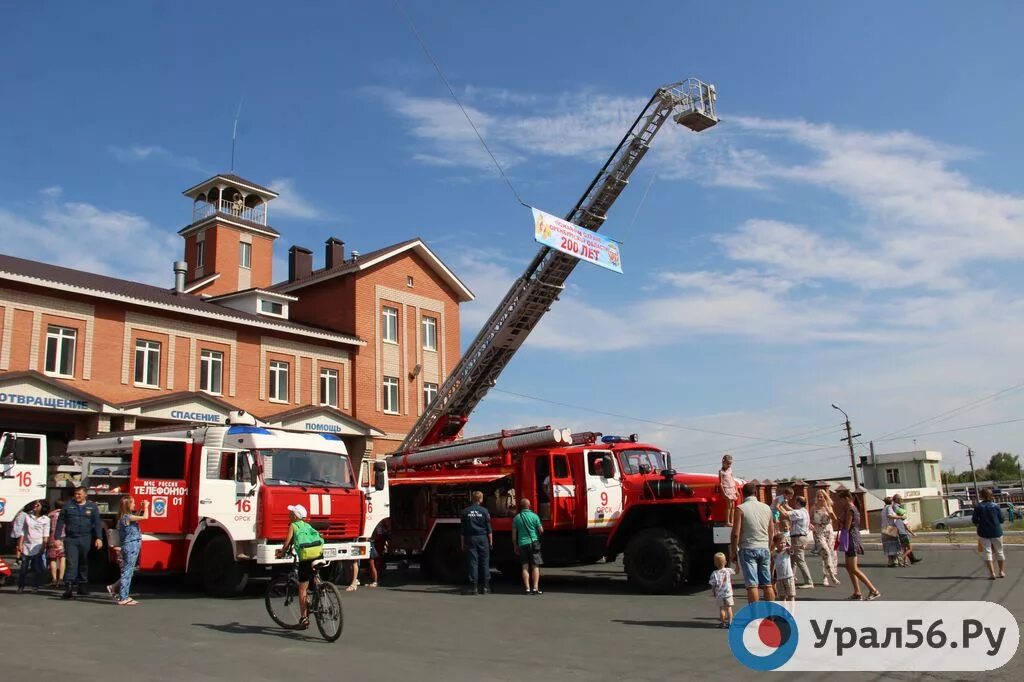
862, 542, 1024, 551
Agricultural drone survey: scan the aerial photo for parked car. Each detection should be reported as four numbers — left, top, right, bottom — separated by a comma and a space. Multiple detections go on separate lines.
932, 509, 976, 530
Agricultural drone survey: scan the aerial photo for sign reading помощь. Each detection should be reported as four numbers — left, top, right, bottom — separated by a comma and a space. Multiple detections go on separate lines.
532, 208, 622, 274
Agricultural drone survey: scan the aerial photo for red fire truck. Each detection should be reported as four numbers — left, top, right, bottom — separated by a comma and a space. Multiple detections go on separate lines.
384, 79, 728, 593
1, 412, 389, 596
388, 427, 733, 592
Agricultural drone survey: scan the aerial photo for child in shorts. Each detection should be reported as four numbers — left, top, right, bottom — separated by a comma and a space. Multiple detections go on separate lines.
773, 533, 796, 605
708, 552, 735, 628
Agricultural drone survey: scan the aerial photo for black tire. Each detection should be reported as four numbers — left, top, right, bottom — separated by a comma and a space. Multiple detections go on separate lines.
202, 534, 248, 597
623, 528, 686, 594
425, 530, 464, 584
265, 574, 302, 629
934, 523, 945, 530
314, 582, 344, 642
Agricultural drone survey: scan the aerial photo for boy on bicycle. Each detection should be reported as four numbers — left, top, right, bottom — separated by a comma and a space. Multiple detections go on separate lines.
277, 504, 314, 630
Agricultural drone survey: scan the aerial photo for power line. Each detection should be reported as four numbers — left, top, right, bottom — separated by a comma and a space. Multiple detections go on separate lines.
491, 385, 835, 448
875, 380, 1024, 441
392, 0, 527, 208
874, 416, 1024, 442
685, 422, 845, 460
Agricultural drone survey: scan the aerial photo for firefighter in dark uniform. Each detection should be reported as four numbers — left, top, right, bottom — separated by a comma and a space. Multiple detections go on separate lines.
55, 485, 103, 599
460, 490, 493, 594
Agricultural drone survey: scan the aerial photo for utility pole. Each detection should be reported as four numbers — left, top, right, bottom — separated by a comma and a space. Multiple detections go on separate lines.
832, 404, 861, 491
1017, 463, 1023, 501
953, 440, 979, 501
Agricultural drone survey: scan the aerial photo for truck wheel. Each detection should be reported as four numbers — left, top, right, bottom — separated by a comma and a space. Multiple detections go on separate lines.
623, 528, 686, 594
202, 534, 248, 597
425, 530, 464, 584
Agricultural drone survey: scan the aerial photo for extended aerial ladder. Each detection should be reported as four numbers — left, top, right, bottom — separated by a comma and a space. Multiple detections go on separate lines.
393, 79, 718, 457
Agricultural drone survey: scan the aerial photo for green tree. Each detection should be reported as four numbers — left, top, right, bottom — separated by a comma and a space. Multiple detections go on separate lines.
986, 452, 1020, 480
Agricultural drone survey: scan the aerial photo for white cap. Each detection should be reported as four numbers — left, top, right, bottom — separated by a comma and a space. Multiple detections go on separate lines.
287, 504, 308, 519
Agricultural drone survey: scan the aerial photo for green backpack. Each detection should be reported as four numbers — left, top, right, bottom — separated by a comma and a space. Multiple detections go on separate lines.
292, 520, 324, 561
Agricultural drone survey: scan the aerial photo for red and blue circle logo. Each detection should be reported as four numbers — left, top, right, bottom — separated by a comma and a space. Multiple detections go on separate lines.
728, 602, 799, 671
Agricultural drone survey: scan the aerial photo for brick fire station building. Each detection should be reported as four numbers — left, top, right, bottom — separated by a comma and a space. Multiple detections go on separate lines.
0, 173, 473, 467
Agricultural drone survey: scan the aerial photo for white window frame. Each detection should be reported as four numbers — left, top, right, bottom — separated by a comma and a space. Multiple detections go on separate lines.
260, 299, 284, 317
196, 240, 205, 268
269, 360, 290, 403
199, 349, 224, 395
886, 468, 900, 485
134, 339, 161, 387
320, 367, 339, 408
239, 241, 252, 269
382, 306, 399, 344
382, 376, 399, 414
421, 316, 437, 351
423, 382, 438, 408
44, 325, 77, 378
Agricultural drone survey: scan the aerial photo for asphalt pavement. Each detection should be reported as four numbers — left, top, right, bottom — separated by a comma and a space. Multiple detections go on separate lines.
2, 548, 1022, 682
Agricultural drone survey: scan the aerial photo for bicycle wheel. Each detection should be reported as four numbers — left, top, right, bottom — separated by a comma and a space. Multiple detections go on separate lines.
265, 574, 303, 629
313, 582, 344, 642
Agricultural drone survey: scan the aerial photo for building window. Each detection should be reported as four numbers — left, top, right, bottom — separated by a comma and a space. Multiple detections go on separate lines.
240, 241, 252, 269
422, 316, 437, 351
885, 468, 900, 485
382, 376, 399, 414
260, 299, 284, 316
320, 368, 339, 408
382, 306, 398, 343
269, 361, 290, 402
407, 275, 414, 288
423, 382, 438, 408
44, 325, 77, 377
200, 350, 223, 395
134, 340, 161, 386
196, 240, 205, 268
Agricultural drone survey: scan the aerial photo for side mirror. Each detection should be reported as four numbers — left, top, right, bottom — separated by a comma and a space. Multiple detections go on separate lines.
245, 451, 259, 491
1, 434, 16, 462
601, 455, 615, 479
373, 461, 387, 491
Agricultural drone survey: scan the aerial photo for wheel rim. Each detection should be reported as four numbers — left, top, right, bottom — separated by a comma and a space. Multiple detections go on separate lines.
265, 577, 302, 628
314, 583, 344, 641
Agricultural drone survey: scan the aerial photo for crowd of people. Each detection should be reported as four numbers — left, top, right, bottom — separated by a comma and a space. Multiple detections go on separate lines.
6, 487, 149, 605
717, 454, 1012, 628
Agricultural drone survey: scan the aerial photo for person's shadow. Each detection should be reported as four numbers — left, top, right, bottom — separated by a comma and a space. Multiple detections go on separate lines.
612, 618, 721, 629
192, 621, 325, 642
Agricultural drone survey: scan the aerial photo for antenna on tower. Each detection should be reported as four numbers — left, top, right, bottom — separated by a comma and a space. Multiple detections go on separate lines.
230, 97, 244, 171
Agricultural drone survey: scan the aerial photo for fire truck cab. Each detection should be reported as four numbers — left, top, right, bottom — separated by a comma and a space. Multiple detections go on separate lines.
389, 433, 731, 593
0, 431, 48, 528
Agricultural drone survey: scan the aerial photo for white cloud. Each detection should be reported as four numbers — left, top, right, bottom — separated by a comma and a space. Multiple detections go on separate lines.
265, 178, 325, 220
107, 144, 206, 172
39, 186, 63, 198
0, 200, 179, 286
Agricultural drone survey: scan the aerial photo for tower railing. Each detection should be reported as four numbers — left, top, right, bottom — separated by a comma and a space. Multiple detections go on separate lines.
191, 200, 267, 225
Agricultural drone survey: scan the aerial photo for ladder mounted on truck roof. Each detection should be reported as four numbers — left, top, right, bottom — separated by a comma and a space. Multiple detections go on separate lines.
394, 78, 718, 455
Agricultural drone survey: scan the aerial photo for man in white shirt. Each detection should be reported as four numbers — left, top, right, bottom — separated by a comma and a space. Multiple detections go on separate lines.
788, 495, 814, 588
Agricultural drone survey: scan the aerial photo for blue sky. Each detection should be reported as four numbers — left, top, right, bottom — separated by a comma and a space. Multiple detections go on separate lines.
2, 2, 1023, 481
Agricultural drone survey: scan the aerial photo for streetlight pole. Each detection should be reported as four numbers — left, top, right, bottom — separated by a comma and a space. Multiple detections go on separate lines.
832, 404, 861, 491
953, 440, 979, 501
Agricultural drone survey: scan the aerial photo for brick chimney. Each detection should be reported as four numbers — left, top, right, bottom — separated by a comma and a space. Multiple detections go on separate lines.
288, 245, 313, 282
325, 237, 345, 269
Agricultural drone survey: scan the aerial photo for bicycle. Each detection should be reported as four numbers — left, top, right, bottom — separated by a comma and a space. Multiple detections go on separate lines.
265, 552, 344, 642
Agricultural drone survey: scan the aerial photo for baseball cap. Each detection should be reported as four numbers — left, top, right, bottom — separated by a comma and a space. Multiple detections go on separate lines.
287, 504, 308, 519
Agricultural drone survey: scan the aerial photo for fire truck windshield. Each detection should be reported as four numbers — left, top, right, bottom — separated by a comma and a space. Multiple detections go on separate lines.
618, 449, 666, 475
256, 449, 354, 488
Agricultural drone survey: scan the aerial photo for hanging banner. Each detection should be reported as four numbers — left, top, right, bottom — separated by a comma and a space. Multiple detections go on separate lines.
532, 208, 622, 274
